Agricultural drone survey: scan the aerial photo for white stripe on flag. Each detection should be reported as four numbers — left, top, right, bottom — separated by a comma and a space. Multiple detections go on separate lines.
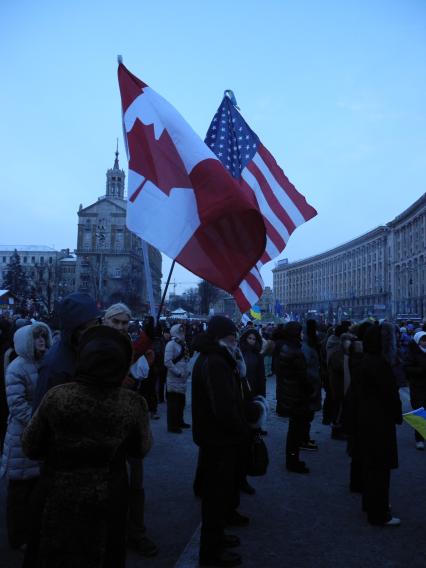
242, 168, 290, 242
238, 278, 260, 308
265, 236, 280, 260
252, 152, 306, 227
250, 265, 264, 286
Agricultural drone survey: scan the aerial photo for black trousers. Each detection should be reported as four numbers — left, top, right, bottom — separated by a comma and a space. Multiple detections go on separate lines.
301, 411, 315, 444
167, 392, 186, 430
198, 445, 239, 560
7, 477, 38, 549
286, 414, 309, 462
127, 458, 146, 540
139, 371, 158, 413
362, 466, 391, 525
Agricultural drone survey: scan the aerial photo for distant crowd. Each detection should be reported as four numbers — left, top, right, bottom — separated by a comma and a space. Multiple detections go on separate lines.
0, 293, 425, 567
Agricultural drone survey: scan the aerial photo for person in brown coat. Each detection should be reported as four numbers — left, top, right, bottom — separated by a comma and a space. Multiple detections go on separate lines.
21, 325, 152, 567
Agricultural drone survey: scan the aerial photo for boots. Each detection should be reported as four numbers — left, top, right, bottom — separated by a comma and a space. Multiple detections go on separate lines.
286, 454, 310, 474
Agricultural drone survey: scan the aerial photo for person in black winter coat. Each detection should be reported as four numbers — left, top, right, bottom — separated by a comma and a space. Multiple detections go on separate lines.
276, 322, 312, 474
272, 325, 287, 416
33, 293, 101, 410
352, 324, 402, 526
239, 328, 266, 397
192, 316, 250, 568
404, 331, 426, 450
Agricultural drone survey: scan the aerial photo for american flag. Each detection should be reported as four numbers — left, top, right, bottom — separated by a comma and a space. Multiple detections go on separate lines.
205, 95, 317, 313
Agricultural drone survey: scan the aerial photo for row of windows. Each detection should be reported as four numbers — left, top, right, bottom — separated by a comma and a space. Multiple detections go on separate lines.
1, 255, 54, 265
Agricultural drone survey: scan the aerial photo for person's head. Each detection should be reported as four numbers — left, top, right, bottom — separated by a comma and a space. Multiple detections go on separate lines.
170, 324, 185, 342
33, 326, 49, 358
407, 323, 415, 335
283, 321, 302, 343
414, 331, 426, 353
163, 328, 171, 342
13, 322, 51, 363
207, 316, 238, 348
76, 325, 133, 386
104, 303, 132, 335
58, 293, 101, 346
246, 333, 257, 346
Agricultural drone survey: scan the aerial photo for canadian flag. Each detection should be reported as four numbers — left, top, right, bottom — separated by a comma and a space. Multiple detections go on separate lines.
118, 63, 266, 294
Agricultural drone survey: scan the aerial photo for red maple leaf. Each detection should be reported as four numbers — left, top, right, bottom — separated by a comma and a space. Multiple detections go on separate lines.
128, 120, 191, 201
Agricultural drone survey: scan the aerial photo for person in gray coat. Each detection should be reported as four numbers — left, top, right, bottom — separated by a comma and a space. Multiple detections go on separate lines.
0, 321, 51, 549
165, 324, 191, 433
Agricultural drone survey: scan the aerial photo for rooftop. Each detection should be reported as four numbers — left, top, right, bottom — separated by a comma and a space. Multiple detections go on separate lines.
0, 245, 58, 253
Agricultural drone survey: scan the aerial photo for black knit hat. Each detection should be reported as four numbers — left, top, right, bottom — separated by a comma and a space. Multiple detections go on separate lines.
283, 321, 302, 340
76, 325, 133, 386
207, 315, 237, 340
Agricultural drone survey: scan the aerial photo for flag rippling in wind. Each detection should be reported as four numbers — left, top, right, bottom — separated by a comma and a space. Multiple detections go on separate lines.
205, 96, 317, 312
118, 63, 266, 294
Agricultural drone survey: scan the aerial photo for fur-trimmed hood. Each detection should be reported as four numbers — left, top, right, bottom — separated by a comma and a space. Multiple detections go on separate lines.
239, 328, 262, 352
13, 322, 52, 362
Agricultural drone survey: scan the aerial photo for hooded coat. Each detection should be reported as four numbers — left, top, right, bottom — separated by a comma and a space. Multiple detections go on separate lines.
0, 322, 52, 480
191, 333, 249, 447
239, 328, 266, 397
164, 325, 190, 395
21, 326, 152, 568
353, 324, 402, 469
33, 293, 100, 410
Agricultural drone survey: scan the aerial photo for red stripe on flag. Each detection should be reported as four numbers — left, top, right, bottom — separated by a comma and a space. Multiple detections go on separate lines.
246, 161, 297, 234
240, 178, 287, 251
233, 288, 252, 314
244, 270, 264, 299
258, 144, 317, 221
263, 218, 287, 251
260, 251, 271, 264
118, 64, 148, 113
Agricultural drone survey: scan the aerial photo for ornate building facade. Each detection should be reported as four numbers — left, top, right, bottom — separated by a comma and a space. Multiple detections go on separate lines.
273, 193, 426, 320
75, 150, 162, 312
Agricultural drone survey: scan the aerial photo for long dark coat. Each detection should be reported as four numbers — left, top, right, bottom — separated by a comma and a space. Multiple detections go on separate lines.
192, 334, 249, 448
276, 338, 312, 417
404, 340, 426, 405
22, 378, 152, 567
239, 329, 266, 397
354, 326, 402, 470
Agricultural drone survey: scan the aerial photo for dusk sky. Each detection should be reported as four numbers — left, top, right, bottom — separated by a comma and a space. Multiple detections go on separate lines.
1, 0, 425, 295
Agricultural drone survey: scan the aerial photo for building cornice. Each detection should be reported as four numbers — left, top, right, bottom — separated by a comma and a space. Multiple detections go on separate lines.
273, 225, 389, 272
386, 192, 426, 228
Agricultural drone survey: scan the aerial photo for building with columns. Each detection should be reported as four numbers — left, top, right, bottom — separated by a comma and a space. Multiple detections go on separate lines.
273, 193, 426, 321
75, 149, 162, 312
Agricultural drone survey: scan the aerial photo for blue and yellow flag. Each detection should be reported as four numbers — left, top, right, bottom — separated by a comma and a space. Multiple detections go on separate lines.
403, 407, 426, 440
250, 305, 262, 320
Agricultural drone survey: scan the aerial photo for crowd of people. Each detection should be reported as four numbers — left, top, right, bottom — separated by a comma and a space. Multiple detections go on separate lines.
0, 292, 425, 567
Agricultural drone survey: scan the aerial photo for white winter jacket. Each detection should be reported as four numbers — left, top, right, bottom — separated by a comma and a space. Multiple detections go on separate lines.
164, 338, 190, 395
0, 322, 51, 480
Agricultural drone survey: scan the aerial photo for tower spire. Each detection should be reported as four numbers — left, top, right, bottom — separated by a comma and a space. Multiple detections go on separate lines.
114, 138, 119, 169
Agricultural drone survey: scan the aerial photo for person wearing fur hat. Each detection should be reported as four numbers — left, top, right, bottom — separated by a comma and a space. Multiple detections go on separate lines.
277, 321, 313, 473
352, 323, 402, 526
164, 324, 191, 433
404, 331, 426, 450
192, 315, 250, 567
0, 321, 51, 550
21, 325, 152, 567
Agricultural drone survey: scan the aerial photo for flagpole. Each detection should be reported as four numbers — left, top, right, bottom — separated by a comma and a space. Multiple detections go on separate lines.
156, 259, 176, 325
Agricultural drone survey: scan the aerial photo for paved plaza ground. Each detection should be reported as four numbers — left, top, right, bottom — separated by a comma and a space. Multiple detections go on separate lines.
1, 381, 425, 568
